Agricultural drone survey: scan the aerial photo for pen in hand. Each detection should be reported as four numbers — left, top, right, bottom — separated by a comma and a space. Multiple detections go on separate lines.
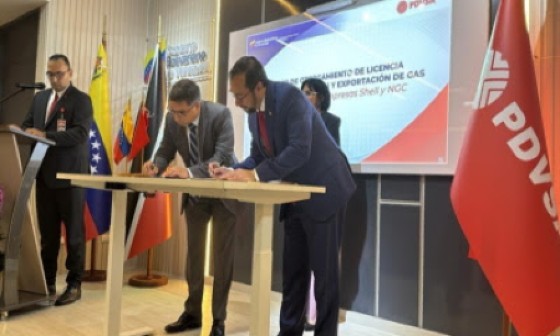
209, 162, 232, 178
143, 161, 159, 177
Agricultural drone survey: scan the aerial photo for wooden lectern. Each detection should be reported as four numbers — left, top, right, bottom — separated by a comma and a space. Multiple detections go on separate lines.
0, 125, 53, 318
57, 173, 325, 336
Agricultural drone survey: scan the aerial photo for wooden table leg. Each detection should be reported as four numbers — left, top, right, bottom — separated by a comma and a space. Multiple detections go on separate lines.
104, 190, 155, 336
250, 204, 274, 336
105, 190, 127, 336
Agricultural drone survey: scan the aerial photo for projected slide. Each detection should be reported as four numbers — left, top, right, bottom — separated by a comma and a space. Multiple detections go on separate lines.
246, 0, 451, 165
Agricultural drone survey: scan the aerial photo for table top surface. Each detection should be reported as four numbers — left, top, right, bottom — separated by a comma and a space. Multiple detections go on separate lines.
57, 173, 326, 204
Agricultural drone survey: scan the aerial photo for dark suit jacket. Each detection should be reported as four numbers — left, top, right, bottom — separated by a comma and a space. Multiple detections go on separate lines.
235, 80, 356, 221
153, 101, 237, 207
21, 85, 93, 189
321, 111, 341, 146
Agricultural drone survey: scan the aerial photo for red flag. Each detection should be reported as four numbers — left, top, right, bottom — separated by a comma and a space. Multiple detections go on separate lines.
113, 136, 124, 164
125, 39, 172, 259
451, 1, 560, 335
126, 193, 172, 258
127, 102, 150, 161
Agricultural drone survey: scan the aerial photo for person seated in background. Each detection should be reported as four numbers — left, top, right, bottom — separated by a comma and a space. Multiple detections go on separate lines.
300, 77, 343, 331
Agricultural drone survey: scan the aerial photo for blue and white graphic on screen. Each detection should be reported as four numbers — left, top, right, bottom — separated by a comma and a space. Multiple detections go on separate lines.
245, 0, 451, 164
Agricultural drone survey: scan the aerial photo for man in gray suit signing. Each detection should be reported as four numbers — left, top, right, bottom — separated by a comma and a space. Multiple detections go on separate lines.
143, 79, 236, 336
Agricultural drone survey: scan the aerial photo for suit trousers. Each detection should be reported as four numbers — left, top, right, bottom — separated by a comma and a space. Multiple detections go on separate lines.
306, 205, 346, 326
279, 205, 343, 336
36, 178, 85, 287
183, 197, 236, 323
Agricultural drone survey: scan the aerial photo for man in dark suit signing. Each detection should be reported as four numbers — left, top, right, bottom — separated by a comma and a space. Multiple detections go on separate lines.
21, 54, 93, 306
143, 79, 237, 336
215, 56, 356, 336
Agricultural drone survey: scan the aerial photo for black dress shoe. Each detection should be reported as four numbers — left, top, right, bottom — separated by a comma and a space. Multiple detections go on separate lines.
54, 285, 81, 306
164, 312, 201, 334
209, 323, 225, 336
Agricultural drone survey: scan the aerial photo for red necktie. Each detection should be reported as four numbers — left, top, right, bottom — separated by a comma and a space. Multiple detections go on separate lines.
46, 94, 58, 123
257, 111, 273, 156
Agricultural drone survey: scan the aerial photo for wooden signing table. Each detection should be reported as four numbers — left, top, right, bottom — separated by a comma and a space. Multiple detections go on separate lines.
57, 173, 324, 336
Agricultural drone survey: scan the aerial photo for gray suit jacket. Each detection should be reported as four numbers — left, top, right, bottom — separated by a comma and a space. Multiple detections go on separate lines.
153, 101, 237, 207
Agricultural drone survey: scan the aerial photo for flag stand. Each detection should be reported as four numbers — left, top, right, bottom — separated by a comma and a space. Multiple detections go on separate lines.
128, 248, 168, 287
82, 237, 106, 281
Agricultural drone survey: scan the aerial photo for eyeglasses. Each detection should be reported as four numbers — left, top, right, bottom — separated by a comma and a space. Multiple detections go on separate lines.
46, 70, 69, 80
302, 90, 316, 97
234, 90, 252, 102
169, 101, 198, 116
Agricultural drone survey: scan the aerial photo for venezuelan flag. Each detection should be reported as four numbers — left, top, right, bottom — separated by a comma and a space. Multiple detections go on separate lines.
84, 41, 112, 240
143, 49, 155, 85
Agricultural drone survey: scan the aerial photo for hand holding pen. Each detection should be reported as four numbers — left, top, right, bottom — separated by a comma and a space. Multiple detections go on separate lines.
143, 161, 159, 177
209, 162, 233, 178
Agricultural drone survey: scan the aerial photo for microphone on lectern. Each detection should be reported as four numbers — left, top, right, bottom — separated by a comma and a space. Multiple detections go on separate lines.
15, 82, 46, 90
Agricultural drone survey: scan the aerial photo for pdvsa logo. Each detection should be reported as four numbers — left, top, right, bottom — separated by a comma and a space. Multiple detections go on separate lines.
396, 1, 408, 13
475, 49, 509, 109
396, 0, 437, 14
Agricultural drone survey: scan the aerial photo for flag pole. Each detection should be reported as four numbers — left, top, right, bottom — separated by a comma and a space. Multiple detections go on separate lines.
128, 17, 169, 288
83, 16, 109, 283
128, 147, 167, 285
502, 313, 511, 336
125, 96, 132, 174
83, 238, 106, 281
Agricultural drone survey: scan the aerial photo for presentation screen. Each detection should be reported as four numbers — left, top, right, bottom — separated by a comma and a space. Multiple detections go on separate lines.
228, 0, 489, 175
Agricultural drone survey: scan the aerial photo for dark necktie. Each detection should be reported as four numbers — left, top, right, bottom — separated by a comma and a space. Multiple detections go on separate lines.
257, 111, 272, 156
187, 124, 200, 205
46, 94, 58, 124
188, 123, 199, 167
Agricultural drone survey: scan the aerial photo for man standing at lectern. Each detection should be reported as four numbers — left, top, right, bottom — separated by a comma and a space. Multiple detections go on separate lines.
215, 56, 356, 336
143, 79, 237, 336
21, 54, 92, 306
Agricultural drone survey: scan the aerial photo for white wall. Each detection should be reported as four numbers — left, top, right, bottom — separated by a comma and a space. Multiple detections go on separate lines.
36, 0, 149, 137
